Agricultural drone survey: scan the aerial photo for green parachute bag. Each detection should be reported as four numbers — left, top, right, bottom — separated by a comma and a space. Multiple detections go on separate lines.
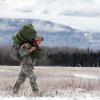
11, 24, 37, 61
13, 24, 37, 44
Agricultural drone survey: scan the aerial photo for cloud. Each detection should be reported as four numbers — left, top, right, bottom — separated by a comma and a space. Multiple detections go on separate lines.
0, 0, 100, 16
0, 0, 100, 32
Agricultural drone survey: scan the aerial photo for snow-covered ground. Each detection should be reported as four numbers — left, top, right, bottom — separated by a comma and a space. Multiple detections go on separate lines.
0, 66, 100, 100
0, 96, 100, 100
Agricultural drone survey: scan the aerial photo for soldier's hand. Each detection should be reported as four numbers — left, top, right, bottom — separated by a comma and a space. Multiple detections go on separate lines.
21, 43, 31, 49
29, 47, 36, 53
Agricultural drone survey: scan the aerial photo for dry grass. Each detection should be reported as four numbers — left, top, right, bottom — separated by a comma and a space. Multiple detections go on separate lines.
0, 66, 100, 97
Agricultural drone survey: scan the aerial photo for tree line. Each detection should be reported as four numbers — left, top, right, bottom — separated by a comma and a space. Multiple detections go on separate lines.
0, 45, 100, 67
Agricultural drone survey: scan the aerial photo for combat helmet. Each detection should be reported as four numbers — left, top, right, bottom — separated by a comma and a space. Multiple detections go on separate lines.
13, 24, 37, 44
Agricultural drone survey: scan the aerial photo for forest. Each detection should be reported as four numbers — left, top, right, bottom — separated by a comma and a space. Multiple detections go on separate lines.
0, 45, 100, 67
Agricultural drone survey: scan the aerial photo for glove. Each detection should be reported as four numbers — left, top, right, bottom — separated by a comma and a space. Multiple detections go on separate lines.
29, 47, 36, 53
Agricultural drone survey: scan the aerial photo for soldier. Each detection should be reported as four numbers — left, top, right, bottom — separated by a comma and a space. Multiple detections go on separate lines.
11, 24, 44, 94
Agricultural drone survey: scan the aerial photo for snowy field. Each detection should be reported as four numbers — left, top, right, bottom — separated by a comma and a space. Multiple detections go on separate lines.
0, 66, 100, 100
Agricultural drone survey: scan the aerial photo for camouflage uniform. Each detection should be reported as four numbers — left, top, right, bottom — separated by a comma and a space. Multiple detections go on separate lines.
11, 24, 43, 94
12, 43, 39, 94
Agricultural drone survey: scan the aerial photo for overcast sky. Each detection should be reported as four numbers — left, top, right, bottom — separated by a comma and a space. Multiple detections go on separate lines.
0, 0, 100, 32
0, 0, 100, 17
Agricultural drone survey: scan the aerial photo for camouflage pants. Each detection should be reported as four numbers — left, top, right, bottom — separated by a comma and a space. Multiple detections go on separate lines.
13, 57, 39, 94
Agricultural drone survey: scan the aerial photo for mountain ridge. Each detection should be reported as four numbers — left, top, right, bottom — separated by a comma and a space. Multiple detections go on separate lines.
0, 18, 100, 50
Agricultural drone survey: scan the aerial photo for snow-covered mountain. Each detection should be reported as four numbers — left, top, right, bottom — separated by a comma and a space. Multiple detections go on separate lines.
0, 18, 100, 50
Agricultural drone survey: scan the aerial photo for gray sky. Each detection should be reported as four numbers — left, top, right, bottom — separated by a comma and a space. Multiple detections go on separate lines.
0, 0, 100, 17
0, 0, 100, 32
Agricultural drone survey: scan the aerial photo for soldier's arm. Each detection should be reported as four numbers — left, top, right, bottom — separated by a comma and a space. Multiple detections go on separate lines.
19, 43, 36, 58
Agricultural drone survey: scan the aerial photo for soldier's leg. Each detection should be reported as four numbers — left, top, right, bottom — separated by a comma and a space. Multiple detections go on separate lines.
29, 70, 39, 92
24, 64, 39, 93
13, 70, 26, 94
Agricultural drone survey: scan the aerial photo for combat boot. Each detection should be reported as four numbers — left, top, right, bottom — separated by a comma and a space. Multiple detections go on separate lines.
33, 87, 39, 93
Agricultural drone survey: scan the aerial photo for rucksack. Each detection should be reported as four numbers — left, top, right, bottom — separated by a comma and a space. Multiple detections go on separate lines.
13, 24, 37, 45
11, 24, 37, 61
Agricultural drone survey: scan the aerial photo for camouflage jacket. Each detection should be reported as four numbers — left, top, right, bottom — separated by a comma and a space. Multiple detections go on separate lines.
11, 43, 43, 61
